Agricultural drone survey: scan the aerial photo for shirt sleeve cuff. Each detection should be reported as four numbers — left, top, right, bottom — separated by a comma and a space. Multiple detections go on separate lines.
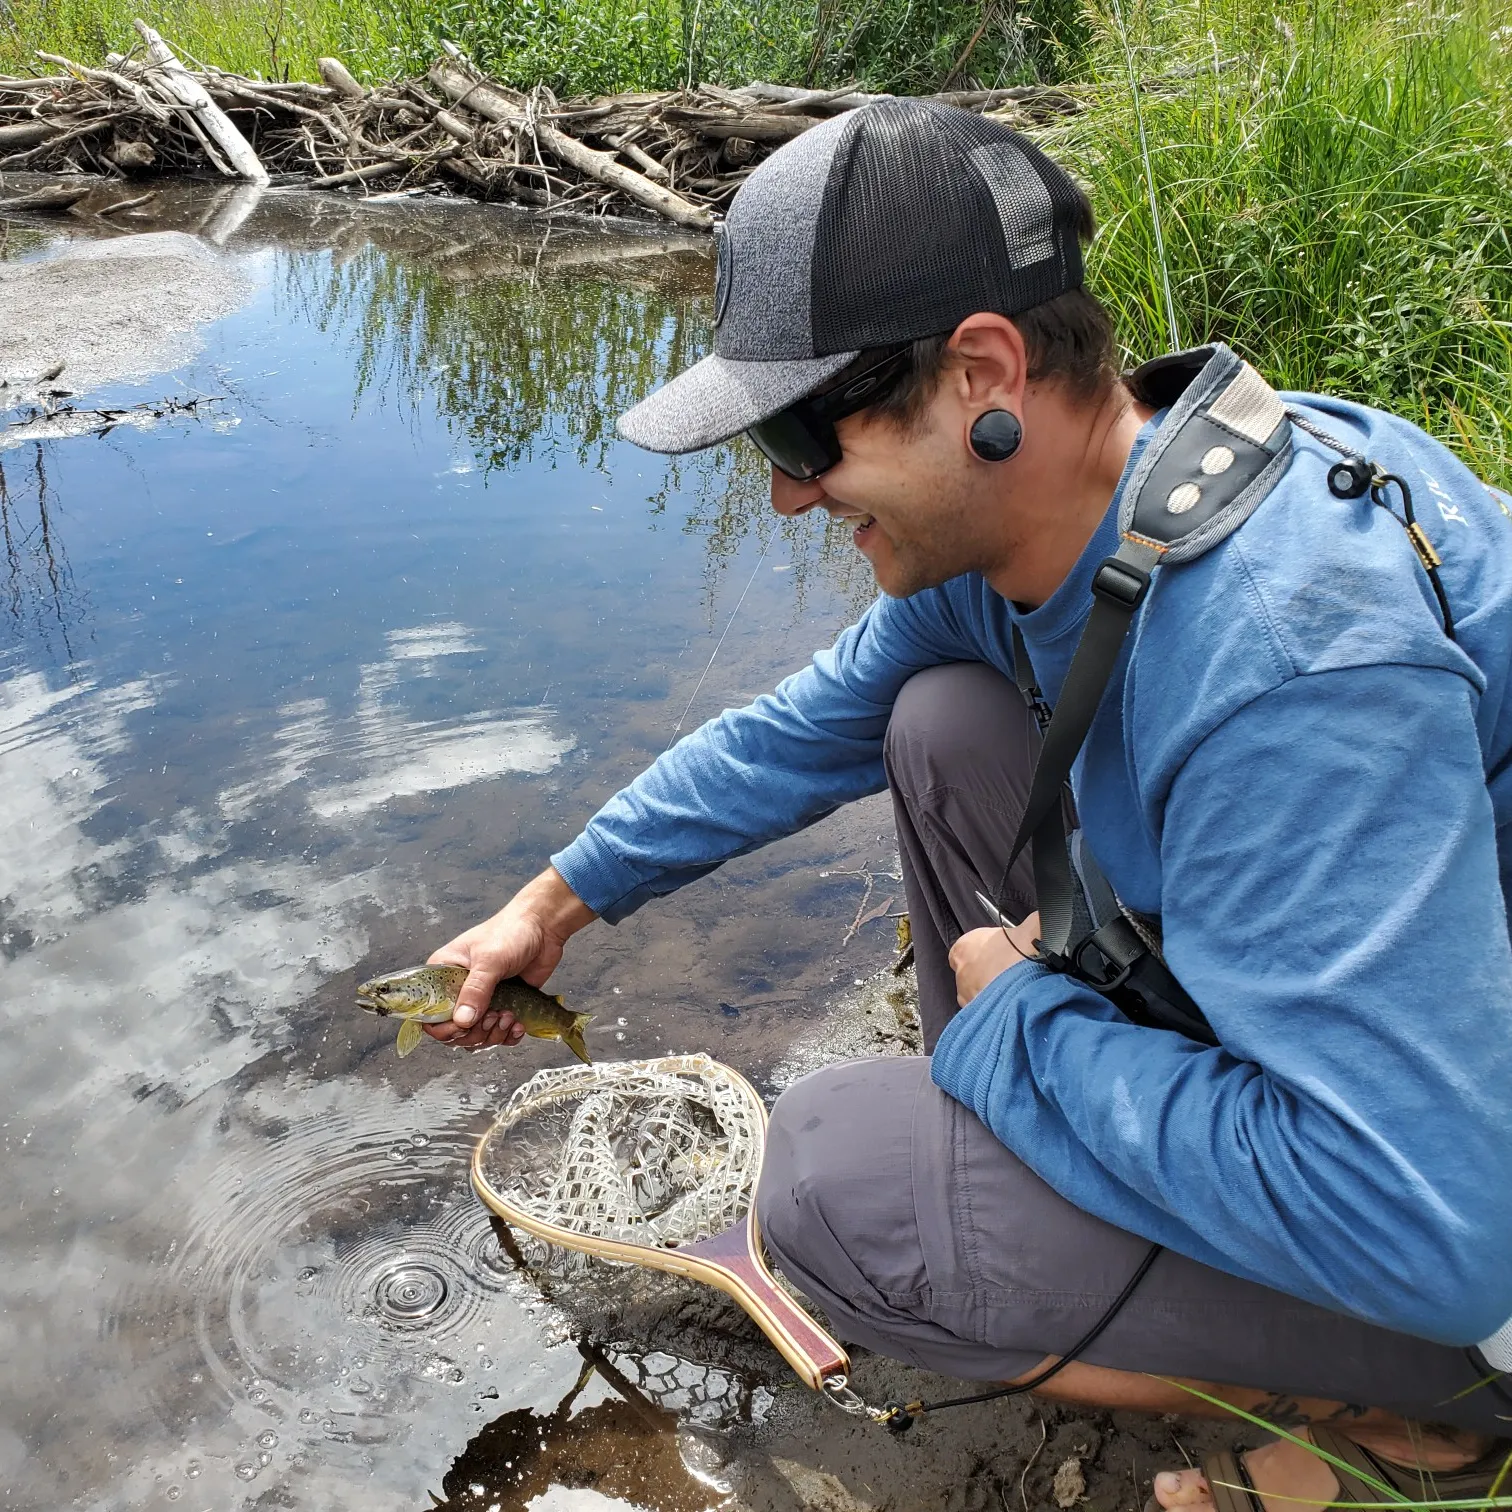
550, 829, 656, 924
932, 956, 1049, 1087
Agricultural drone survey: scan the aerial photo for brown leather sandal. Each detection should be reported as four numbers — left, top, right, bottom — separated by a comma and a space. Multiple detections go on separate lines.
1186, 1429, 1512, 1512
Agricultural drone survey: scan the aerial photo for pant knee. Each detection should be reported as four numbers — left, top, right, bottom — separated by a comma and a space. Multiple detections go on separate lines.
884, 661, 1028, 793
755, 1075, 832, 1268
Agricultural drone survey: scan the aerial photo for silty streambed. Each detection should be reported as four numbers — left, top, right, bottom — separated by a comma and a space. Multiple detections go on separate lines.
0, 186, 911, 1511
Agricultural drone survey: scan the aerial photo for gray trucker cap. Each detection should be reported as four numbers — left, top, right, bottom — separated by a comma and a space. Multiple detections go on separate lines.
617, 98, 1089, 454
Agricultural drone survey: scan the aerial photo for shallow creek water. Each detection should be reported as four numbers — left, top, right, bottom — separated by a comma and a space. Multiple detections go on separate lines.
0, 187, 908, 1511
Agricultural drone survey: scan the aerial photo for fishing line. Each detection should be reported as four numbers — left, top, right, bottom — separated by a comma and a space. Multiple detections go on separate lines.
666, 538, 770, 748
1110, 0, 1182, 351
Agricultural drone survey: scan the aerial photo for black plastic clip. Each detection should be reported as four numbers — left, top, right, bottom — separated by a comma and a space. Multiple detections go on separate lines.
881, 1400, 915, 1433
1092, 557, 1150, 610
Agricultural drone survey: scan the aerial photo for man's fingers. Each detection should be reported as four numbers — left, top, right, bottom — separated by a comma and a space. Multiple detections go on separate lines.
452, 966, 503, 1028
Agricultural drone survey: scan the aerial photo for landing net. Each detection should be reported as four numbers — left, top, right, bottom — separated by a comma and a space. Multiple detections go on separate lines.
475, 1055, 764, 1265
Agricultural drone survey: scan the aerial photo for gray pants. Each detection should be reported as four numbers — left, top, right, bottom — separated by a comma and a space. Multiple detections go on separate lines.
757, 662, 1507, 1433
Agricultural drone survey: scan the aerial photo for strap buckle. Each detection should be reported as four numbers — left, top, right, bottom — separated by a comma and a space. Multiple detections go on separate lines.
1092, 557, 1151, 609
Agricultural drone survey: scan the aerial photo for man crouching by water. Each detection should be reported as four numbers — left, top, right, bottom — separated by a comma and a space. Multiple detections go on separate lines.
426, 102, 1512, 1510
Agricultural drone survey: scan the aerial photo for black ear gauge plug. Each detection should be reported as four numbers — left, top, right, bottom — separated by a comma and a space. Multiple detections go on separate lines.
968, 409, 1023, 463
1327, 456, 1376, 499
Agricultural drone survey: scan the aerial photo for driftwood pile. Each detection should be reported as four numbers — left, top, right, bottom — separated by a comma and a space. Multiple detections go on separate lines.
0, 27, 1082, 230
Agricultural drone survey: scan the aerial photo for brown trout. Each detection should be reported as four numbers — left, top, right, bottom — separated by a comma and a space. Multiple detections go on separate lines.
355, 964, 593, 1062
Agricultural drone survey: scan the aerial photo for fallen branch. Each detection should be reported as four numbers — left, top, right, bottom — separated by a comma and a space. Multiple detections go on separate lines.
428, 60, 713, 230
132, 19, 269, 184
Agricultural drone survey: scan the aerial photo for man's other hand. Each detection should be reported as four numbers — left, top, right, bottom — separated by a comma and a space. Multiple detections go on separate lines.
424, 867, 597, 1051
949, 912, 1042, 1007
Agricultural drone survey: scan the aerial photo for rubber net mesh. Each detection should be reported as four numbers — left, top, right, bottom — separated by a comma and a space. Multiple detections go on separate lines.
478, 1056, 762, 1266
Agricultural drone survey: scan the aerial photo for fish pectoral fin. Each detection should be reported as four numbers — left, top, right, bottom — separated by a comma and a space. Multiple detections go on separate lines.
554, 994, 565, 1006
396, 1018, 424, 1057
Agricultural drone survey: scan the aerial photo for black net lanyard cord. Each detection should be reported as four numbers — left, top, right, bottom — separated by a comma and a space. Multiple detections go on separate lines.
997, 538, 1163, 960
883, 1241, 1164, 1428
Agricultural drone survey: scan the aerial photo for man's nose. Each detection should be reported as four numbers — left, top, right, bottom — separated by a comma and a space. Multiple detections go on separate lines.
770, 467, 828, 517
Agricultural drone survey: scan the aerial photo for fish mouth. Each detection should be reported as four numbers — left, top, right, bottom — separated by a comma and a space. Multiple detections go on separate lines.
355, 994, 387, 1016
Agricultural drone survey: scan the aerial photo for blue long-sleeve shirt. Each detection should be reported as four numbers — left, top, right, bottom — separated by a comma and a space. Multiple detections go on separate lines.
554, 396, 1512, 1345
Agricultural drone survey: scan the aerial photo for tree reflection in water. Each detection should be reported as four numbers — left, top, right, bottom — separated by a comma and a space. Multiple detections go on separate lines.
0, 443, 82, 664
281, 215, 876, 619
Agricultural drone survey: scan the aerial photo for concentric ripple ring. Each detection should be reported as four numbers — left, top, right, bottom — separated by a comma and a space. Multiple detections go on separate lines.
374, 1261, 450, 1322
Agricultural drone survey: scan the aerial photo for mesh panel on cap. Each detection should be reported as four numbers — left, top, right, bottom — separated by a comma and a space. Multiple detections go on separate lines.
810, 100, 1085, 354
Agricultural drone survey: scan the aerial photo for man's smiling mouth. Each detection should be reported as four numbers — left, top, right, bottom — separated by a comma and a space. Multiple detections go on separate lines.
834, 511, 876, 541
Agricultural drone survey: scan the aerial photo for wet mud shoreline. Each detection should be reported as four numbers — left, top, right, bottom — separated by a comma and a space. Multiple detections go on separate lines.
0, 182, 1244, 1511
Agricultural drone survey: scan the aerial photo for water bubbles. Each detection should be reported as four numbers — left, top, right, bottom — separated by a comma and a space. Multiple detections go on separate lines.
373, 1262, 449, 1322
100, 1091, 527, 1481
165, 1487, 182, 1501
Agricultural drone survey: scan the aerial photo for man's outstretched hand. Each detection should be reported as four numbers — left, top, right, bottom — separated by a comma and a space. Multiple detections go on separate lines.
424, 867, 597, 1051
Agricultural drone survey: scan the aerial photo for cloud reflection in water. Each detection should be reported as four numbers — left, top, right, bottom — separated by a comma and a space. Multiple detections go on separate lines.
219, 621, 574, 822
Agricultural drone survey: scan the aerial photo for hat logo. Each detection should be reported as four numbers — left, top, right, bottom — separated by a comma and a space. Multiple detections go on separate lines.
713, 221, 733, 327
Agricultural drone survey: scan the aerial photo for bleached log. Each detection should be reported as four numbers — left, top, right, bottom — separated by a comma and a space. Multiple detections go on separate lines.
318, 58, 366, 99
307, 158, 408, 188
428, 61, 712, 230
739, 81, 888, 111
603, 133, 669, 182
131, 19, 270, 183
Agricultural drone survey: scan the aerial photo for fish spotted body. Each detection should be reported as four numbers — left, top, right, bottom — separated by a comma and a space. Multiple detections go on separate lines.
355, 964, 593, 1061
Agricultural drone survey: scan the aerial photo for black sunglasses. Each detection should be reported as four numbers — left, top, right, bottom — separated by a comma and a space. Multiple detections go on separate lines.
746, 346, 913, 482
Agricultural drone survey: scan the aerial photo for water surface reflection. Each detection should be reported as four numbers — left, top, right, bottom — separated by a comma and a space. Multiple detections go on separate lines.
0, 190, 896, 1510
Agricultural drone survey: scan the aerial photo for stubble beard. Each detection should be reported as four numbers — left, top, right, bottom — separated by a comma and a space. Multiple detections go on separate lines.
870, 491, 995, 600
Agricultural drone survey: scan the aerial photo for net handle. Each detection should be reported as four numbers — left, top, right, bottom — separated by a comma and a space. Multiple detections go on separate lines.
469, 1056, 850, 1392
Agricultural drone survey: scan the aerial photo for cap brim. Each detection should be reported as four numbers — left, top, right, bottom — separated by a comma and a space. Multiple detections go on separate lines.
617, 349, 858, 454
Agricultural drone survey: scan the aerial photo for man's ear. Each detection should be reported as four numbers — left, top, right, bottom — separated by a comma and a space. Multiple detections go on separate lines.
945, 314, 1029, 411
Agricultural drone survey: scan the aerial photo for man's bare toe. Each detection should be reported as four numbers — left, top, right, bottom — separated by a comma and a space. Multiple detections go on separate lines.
1152, 1469, 1214, 1511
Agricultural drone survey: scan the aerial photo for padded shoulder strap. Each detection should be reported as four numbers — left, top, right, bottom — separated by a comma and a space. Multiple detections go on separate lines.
1121, 343, 1294, 562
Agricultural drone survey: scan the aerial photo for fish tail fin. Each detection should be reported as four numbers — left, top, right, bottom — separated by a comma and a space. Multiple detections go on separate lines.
396, 1018, 423, 1057
563, 1014, 592, 1064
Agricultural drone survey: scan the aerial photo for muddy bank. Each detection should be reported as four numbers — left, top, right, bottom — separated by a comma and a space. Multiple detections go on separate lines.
0, 228, 251, 409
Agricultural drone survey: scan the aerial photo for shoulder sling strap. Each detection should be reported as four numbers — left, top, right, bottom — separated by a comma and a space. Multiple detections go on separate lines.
997, 344, 1296, 1042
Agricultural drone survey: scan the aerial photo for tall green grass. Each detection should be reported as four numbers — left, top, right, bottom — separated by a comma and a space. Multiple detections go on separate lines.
1054, 0, 1512, 486
0, 0, 1086, 93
